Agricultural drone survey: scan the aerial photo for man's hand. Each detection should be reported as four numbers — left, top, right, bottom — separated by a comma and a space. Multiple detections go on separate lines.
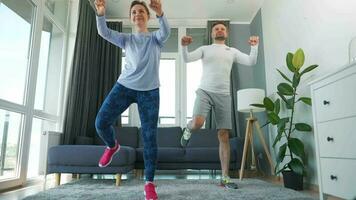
248, 36, 259, 46
94, 0, 106, 16
149, 0, 163, 17
181, 36, 193, 46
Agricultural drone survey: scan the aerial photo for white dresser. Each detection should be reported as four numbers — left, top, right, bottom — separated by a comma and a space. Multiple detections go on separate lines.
310, 61, 356, 200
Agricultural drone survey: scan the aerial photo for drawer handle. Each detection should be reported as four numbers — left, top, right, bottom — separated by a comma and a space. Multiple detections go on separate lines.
327, 137, 334, 142
323, 100, 330, 105
330, 175, 338, 181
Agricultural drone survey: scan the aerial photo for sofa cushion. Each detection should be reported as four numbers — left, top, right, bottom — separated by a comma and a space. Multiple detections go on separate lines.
138, 127, 182, 148
136, 147, 185, 162
184, 147, 237, 162
48, 145, 136, 166
186, 129, 219, 148
95, 127, 139, 148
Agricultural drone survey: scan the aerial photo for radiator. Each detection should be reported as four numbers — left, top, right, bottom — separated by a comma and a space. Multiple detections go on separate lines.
39, 131, 62, 175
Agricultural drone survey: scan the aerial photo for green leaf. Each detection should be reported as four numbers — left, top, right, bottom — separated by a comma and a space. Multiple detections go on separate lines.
301, 64, 318, 76
277, 117, 289, 131
277, 143, 287, 164
276, 164, 288, 175
277, 92, 288, 104
273, 122, 286, 147
288, 138, 305, 159
277, 69, 292, 83
292, 48, 305, 70
286, 98, 294, 109
275, 144, 288, 175
263, 97, 274, 111
273, 130, 283, 147
274, 99, 280, 114
288, 158, 304, 175
295, 123, 312, 132
292, 73, 300, 88
298, 97, 312, 106
279, 117, 289, 125
250, 103, 265, 108
286, 53, 295, 72
277, 83, 294, 96
267, 112, 280, 125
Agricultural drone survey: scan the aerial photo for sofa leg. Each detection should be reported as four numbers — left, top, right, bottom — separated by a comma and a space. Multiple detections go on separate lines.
135, 169, 143, 179
55, 173, 61, 186
116, 174, 122, 186
43, 174, 47, 190
76, 173, 80, 180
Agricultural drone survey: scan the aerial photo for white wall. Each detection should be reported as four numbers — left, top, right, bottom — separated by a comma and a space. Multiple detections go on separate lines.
261, 0, 356, 185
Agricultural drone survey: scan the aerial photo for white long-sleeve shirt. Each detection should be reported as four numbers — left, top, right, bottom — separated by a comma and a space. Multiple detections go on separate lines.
182, 44, 258, 95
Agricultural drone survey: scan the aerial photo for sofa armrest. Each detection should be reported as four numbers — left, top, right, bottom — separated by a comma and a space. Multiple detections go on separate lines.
75, 136, 94, 145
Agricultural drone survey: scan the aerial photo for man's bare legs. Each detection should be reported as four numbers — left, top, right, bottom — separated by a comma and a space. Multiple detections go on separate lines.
180, 116, 205, 147
218, 129, 230, 177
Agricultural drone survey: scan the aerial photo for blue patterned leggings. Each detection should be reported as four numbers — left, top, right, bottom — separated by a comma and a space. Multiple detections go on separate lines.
95, 83, 159, 182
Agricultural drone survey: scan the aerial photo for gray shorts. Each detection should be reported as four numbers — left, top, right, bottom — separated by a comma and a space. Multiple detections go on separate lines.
193, 89, 232, 129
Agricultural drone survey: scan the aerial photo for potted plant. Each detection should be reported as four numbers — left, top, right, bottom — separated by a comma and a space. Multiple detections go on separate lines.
251, 48, 318, 190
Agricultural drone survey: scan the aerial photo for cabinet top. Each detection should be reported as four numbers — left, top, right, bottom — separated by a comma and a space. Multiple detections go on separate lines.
308, 60, 356, 85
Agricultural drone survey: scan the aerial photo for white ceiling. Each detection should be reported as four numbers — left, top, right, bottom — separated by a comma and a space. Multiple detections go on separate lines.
105, 0, 265, 23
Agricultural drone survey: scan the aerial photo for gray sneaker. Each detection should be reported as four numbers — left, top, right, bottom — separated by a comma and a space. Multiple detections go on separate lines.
220, 176, 238, 189
180, 128, 192, 147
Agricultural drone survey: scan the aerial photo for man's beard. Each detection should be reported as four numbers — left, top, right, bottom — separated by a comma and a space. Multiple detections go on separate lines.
214, 36, 226, 41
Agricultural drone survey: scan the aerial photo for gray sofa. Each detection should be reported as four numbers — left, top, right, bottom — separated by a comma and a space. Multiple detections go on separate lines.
47, 127, 244, 186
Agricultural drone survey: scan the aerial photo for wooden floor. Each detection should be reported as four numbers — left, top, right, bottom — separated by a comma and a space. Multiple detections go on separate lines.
0, 170, 342, 200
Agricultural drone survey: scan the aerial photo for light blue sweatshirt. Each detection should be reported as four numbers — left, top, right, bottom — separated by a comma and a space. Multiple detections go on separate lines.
96, 15, 170, 91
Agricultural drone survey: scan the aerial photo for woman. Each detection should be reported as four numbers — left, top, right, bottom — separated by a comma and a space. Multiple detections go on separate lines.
94, 0, 170, 199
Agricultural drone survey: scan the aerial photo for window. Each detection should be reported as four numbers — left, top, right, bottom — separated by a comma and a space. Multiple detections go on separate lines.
0, 1, 34, 104
121, 56, 129, 125
44, 0, 68, 27
0, 109, 23, 180
148, 28, 178, 53
186, 60, 203, 123
159, 59, 176, 125
186, 28, 205, 124
0, 0, 69, 189
34, 16, 65, 115
27, 118, 58, 178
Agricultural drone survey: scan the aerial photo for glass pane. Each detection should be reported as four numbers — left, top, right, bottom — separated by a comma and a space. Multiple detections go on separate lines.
148, 28, 178, 52
186, 28, 206, 52
34, 17, 64, 115
121, 116, 129, 124
121, 108, 129, 124
159, 59, 176, 124
186, 60, 203, 119
186, 29, 205, 122
45, 0, 68, 27
121, 57, 129, 125
0, 109, 23, 180
27, 118, 58, 178
0, 1, 34, 104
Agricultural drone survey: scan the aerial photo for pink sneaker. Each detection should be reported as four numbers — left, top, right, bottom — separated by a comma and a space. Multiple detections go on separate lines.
98, 141, 120, 167
144, 182, 158, 200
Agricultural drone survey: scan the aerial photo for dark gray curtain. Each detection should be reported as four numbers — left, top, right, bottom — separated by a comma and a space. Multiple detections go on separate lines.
62, 0, 122, 144
204, 20, 239, 137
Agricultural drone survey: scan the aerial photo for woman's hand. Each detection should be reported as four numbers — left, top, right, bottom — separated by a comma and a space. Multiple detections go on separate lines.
149, 0, 163, 17
94, 0, 106, 16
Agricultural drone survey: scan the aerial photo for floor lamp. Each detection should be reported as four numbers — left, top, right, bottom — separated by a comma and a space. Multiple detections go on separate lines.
237, 88, 274, 180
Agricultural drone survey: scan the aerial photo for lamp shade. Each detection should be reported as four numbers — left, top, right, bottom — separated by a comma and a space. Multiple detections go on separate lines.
237, 88, 265, 113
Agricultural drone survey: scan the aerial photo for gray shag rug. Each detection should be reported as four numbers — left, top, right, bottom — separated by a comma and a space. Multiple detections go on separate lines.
23, 178, 316, 200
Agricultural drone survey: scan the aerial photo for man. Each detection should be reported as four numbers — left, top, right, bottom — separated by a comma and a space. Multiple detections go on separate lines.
180, 21, 259, 189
